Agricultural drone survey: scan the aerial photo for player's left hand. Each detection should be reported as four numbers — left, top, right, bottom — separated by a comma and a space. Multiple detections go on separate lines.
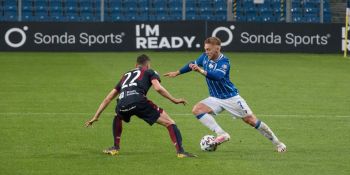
85, 118, 98, 127
189, 63, 199, 71
190, 64, 201, 72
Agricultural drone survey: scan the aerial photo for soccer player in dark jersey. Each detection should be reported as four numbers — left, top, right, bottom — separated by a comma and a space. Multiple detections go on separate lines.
164, 37, 286, 153
85, 54, 196, 158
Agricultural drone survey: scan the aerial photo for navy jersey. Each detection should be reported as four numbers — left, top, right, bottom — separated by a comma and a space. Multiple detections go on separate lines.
181, 53, 238, 99
115, 67, 160, 106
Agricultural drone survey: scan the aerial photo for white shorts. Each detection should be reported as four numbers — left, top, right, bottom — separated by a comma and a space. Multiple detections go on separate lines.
200, 95, 253, 118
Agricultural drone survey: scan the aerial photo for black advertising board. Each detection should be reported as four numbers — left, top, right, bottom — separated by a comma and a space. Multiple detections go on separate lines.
0, 22, 135, 51
0, 22, 205, 51
0, 21, 345, 53
207, 22, 342, 53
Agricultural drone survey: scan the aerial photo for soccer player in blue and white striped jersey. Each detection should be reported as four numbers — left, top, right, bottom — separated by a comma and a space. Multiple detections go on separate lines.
164, 37, 286, 152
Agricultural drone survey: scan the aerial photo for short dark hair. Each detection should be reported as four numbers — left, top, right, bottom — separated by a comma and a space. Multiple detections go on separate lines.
137, 54, 150, 65
204, 37, 221, 46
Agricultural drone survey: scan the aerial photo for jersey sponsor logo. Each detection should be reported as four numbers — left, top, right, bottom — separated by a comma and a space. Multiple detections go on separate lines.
221, 64, 228, 71
120, 106, 136, 112
126, 90, 139, 96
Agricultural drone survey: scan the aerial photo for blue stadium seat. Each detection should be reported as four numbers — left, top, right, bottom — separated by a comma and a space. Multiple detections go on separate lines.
291, 7, 302, 16
80, 0, 92, 7
292, 1, 301, 8
153, 0, 167, 8
67, 15, 80, 21
200, 7, 213, 15
260, 10, 273, 18
50, 8, 62, 17
35, 0, 47, 5
186, 0, 196, 8
22, 0, 33, 7
304, 16, 320, 23
34, 9, 49, 21
262, 16, 274, 22
138, 0, 148, 7
1, 15, 18, 21
305, 7, 319, 15
215, 14, 226, 21
292, 16, 302, 23
135, 14, 148, 21
169, 0, 182, 7
214, 0, 226, 8
236, 15, 247, 22
3, 0, 17, 6
216, 9, 226, 16
247, 15, 261, 22
4, 4, 17, 11
81, 14, 95, 22
199, 0, 212, 8
324, 13, 331, 23
3, 7, 17, 21
50, 15, 63, 21
22, 4, 33, 12
64, 0, 78, 9
50, 0, 62, 7
169, 6, 181, 17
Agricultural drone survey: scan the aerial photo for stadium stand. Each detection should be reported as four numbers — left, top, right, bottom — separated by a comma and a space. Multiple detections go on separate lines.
0, 0, 332, 23
1, 0, 18, 21
234, 0, 331, 23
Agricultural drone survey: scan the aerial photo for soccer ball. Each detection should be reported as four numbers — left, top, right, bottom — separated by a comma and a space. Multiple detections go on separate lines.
200, 135, 217, 151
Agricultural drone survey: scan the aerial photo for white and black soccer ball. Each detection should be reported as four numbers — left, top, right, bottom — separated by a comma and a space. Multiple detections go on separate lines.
200, 135, 217, 151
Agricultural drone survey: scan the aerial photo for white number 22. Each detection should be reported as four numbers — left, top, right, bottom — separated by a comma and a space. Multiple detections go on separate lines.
121, 70, 141, 89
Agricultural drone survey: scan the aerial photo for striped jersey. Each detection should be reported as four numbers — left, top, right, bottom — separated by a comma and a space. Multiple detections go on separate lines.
194, 53, 238, 99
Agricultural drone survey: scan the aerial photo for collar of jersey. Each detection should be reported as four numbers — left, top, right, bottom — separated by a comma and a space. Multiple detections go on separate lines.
208, 54, 224, 63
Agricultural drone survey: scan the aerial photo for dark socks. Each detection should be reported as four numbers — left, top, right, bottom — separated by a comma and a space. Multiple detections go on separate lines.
112, 116, 123, 149
167, 124, 184, 153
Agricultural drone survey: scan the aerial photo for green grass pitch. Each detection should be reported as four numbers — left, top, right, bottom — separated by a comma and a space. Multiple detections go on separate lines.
0, 52, 349, 175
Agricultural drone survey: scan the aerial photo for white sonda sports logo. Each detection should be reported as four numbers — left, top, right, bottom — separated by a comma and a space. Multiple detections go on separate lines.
4, 26, 28, 48
211, 25, 235, 46
2, 25, 125, 48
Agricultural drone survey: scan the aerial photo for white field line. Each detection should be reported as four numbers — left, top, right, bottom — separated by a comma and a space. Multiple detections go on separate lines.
0, 112, 349, 118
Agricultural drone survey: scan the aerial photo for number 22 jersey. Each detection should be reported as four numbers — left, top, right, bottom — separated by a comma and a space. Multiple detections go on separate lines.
115, 67, 161, 106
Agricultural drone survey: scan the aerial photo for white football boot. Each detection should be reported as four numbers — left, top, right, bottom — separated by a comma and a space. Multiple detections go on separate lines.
213, 133, 231, 145
276, 142, 287, 153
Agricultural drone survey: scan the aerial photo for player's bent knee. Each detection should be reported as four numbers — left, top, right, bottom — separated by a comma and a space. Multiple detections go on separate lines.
192, 106, 199, 115
157, 112, 175, 127
192, 104, 206, 115
243, 115, 257, 127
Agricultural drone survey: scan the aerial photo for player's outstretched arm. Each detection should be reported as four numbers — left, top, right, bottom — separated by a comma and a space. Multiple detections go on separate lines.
164, 60, 199, 78
85, 89, 119, 127
163, 70, 180, 77
151, 79, 187, 105
191, 64, 225, 80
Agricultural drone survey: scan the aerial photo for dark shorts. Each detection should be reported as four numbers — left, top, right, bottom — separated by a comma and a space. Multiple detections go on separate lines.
116, 99, 164, 125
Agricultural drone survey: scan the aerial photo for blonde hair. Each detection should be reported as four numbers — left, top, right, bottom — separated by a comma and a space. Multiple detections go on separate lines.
204, 37, 221, 46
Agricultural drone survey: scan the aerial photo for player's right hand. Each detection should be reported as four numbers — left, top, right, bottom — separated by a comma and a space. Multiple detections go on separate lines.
163, 71, 179, 77
172, 98, 187, 105
85, 117, 98, 127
